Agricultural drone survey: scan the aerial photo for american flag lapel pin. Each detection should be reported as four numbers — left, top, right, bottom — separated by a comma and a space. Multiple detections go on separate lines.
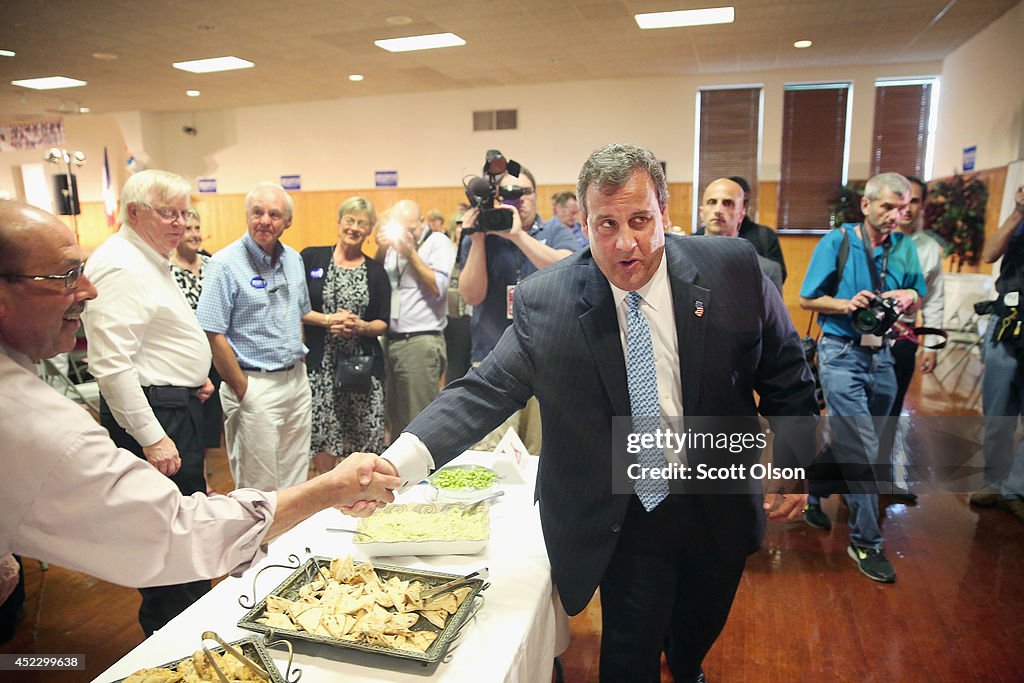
694, 300, 704, 317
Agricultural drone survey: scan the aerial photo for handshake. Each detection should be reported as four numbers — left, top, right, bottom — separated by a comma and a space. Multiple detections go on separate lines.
323, 452, 400, 516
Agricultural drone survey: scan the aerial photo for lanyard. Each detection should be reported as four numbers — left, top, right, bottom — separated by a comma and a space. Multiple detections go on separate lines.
858, 223, 890, 293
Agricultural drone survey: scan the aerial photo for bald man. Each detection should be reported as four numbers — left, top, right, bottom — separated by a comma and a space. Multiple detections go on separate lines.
0, 200, 398, 595
699, 178, 783, 291
374, 199, 456, 437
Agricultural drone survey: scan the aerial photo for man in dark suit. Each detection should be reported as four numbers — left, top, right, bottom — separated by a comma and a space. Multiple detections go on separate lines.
369, 144, 818, 681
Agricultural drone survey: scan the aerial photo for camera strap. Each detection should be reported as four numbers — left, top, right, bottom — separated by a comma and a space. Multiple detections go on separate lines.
891, 321, 949, 350
857, 223, 889, 293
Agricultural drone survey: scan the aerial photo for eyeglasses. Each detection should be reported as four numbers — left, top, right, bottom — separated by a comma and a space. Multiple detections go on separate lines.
0, 262, 86, 290
149, 206, 192, 222
341, 215, 371, 230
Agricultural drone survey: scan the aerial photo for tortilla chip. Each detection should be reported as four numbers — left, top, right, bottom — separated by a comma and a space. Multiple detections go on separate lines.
294, 605, 324, 633
420, 609, 448, 629
265, 594, 293, 614
256, 612, 295, 630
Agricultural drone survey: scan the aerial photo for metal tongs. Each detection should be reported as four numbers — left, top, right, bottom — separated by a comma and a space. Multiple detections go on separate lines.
420, 568, 489, 601
200, 631, 272, 682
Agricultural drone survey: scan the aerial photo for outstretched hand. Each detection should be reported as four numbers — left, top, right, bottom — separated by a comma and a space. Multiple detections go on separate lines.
336, 452, 400, 518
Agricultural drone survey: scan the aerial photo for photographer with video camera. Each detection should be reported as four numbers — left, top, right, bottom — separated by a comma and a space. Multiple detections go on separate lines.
798, 172, 925, 583
458, 151, 579, 452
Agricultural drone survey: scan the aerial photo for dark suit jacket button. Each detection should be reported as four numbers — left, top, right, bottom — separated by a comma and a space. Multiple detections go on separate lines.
611, 523, 621, 533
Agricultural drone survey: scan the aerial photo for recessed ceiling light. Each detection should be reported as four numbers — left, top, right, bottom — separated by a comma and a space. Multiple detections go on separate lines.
635, 7, 735, 29
78, 106, 90, 113
0, 50, 15, 58
374, 32, 465, 53
385, 15, 413, 26
348, 74, 364, 82
794, 39, 813, 49
11, 76, 87, 90
92, 52, 118, 61
172, 56, 254, 74
186, 90, 201, 97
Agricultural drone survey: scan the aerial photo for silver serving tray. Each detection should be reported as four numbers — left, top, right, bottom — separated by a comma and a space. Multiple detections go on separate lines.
237, 557, 487, 665
109, 636, 287, 682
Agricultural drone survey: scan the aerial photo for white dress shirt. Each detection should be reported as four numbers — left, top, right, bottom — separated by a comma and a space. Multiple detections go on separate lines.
902, 230, 946, 348
1, 343, 274, 587
83, 225, 211, 447
384, 252, 683, 486
384, 227, 456, 333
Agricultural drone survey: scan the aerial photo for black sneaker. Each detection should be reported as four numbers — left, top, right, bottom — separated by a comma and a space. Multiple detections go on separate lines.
802, 503, 831, 530
847, 544, 896, 583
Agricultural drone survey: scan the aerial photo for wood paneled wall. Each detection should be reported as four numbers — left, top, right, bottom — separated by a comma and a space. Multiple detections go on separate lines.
59, 165, 1010, 330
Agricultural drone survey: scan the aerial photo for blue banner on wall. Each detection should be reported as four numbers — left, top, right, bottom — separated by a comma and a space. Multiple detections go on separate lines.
375, 170, 398, 187
280, 174, 301, 190
197, 178, 217, 193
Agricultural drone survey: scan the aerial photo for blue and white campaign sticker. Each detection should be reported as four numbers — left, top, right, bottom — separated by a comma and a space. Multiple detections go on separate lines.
250, 276, 268, 289
310, 267, 324, 279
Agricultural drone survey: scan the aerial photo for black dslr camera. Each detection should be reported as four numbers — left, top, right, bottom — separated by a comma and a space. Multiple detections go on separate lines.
463, 150, 526, 233
852, 295, 902, 336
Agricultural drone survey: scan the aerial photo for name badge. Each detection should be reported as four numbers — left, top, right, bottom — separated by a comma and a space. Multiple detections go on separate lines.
251, 276, 268, 289
309, 267, 324, 279
506, 284, 515, 319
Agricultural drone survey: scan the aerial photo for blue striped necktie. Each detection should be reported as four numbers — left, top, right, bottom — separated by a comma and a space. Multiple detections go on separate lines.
626, 291, 669, 511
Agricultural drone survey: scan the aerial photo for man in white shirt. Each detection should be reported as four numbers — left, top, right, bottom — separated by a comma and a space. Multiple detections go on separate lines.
887, 175, 945, 502
82, 169, 216, 635
373, 199, 455, 438
0, 200, 399, 616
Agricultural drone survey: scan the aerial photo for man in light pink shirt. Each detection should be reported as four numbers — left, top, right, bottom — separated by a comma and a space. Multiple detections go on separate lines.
0, 200, 398, 597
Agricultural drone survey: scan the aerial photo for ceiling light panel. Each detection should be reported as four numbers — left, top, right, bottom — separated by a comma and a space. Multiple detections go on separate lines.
635, 7, 735, 29
374, 33, 465, 52
172, 56, 254, 73
11, 76, 87, 90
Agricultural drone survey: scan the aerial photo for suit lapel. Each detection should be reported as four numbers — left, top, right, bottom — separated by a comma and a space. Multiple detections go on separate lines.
578, 259, 630, 416
666, 239, 710, 413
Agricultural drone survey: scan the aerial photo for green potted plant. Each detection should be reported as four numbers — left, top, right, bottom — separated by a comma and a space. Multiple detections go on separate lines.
828, 182, 865, 228
924, 173, 988, 271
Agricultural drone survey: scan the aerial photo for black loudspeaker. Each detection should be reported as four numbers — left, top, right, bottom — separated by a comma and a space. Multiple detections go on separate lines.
52, 174, 80, 215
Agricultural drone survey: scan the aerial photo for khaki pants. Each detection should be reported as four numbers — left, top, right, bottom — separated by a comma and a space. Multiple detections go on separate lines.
384, 333, 447, 439
220, 365, 311, 491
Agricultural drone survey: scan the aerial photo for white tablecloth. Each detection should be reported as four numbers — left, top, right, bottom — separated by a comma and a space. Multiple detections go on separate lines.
94, 451, 569, 683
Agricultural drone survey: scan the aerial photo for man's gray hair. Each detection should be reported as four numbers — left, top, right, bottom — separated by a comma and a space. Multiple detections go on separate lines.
864, 172, 911, 201
338, 196, 377, 227
245, 182, 294, 219
120, 170, 192, 227
576, 144, 668, 218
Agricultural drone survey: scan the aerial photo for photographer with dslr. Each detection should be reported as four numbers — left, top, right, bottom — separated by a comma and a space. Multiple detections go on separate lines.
798, 172, 925, 583
458, 155, 578, 452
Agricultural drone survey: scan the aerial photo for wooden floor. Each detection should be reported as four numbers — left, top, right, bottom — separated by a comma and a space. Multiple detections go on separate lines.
3, 350, 1024, 682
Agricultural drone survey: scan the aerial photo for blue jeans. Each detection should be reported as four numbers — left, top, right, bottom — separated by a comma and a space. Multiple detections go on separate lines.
809, 336, 897, 550
981, 326, 1024, 498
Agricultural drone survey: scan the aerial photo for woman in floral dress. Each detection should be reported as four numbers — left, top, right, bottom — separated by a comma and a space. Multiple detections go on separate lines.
301, 197, 391, 476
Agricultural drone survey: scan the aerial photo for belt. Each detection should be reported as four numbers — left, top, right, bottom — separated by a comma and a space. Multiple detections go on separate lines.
239, 363, 297, 373
387, 330, 441, 341
821, 333, 888, 351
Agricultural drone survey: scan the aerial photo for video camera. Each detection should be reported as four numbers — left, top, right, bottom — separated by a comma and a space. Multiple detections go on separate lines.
463, 150, 526, 233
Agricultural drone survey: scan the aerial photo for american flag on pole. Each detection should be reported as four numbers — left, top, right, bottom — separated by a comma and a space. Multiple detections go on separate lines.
102, 146, 116, 227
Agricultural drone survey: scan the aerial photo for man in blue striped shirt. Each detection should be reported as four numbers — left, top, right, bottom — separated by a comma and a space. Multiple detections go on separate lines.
197, 182, 312, 491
